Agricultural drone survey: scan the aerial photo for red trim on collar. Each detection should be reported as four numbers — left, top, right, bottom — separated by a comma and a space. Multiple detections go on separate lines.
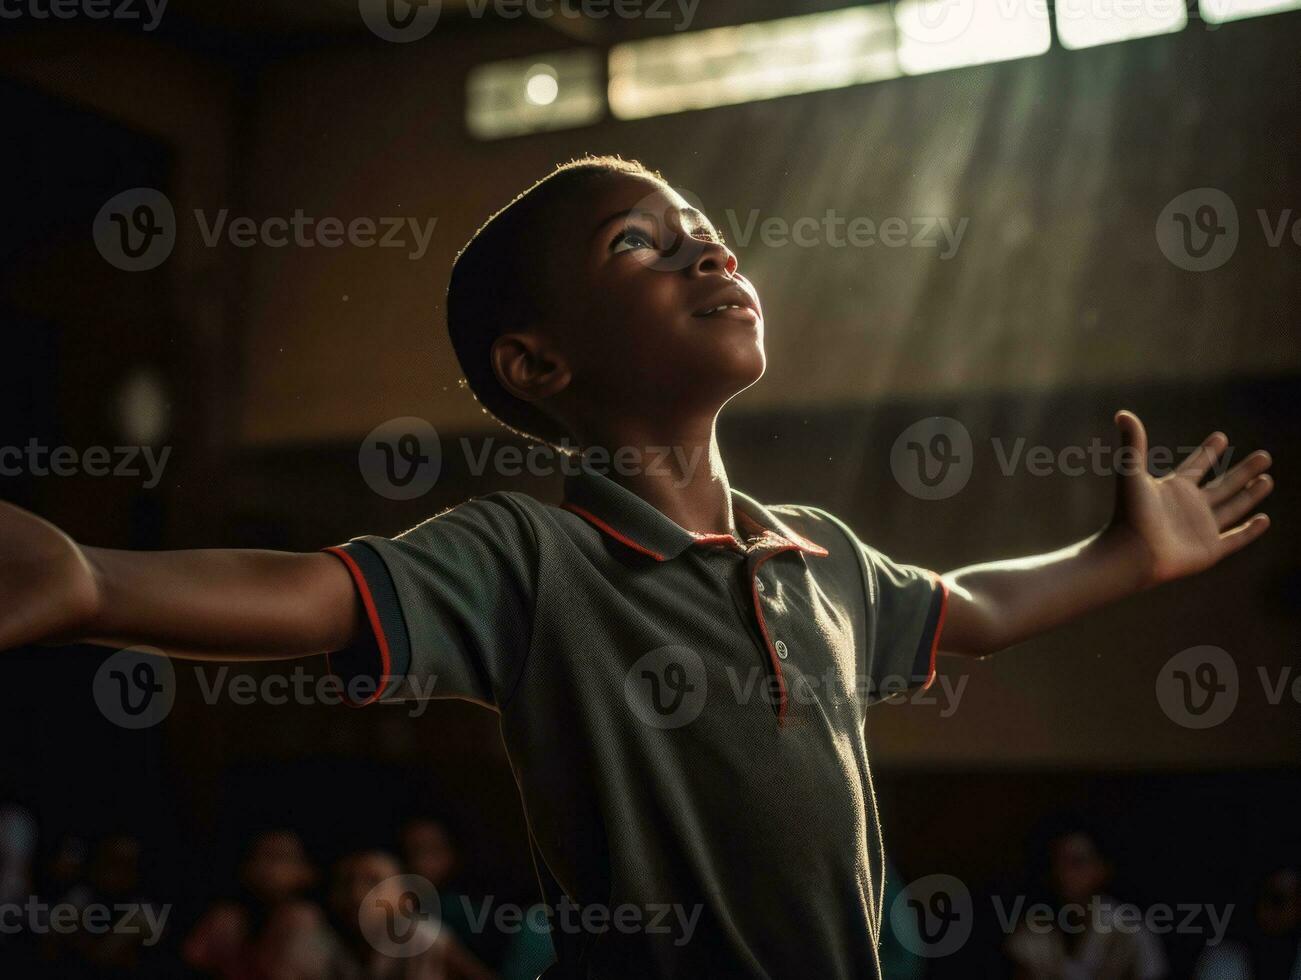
782, 529, 829, 558
564, 497, 831, 560
562, 503, 667, 561
690, 531, 745, 551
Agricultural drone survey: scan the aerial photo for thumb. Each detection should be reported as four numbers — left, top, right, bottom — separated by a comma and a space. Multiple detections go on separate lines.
1113, 409, 1149, 479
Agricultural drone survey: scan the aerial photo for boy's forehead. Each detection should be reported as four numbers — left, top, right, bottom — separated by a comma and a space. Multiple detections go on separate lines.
558, 175, 709, 243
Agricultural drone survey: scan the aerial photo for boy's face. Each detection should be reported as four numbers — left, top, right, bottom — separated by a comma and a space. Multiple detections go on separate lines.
539, 174, 765, 435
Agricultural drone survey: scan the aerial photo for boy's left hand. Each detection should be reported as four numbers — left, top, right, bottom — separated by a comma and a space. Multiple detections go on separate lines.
1109, 409, 1274, 587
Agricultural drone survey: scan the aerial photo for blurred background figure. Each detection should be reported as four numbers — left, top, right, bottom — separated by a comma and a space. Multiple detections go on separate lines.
400, 819, 472, 952
40, 831, 89, 905
54, 832, 167, 978
322, 849, 495, 980
0, 804, 40, 971
183, 828, 324, 979
1006, 822, 1168, 980
879, 858, 926, 980
1194, 864, 1300, 980
0, 803, 36, 906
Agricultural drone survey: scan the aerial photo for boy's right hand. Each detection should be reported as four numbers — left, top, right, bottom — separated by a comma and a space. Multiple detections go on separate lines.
0, 500, 102, 651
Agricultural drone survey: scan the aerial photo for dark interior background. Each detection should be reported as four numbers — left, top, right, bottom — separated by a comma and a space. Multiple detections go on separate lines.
1, 1, 1298, 976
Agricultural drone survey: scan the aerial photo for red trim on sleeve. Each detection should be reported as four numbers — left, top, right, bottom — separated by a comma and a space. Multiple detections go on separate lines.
562, 503, 667, 561
322, 545, 392, 707
921, 572, 950, 693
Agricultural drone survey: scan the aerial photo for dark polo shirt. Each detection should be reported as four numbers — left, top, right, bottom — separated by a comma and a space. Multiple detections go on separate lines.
323, 460, 948, 980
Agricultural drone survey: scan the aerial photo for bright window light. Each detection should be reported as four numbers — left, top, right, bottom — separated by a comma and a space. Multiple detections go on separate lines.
893, 0, 1051, 75
467, 50, 603, 139
1199, 0, 1301, 22
1056, 0, 1186, 50
525, 66, 560, 106
608, 6, 899, 121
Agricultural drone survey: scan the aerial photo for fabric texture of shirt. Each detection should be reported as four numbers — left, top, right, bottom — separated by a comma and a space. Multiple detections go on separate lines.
323, 460, 948, 980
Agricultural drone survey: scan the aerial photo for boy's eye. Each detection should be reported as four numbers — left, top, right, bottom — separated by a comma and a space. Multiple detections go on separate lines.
611, 227, 655, 253
609, 222, 725, 256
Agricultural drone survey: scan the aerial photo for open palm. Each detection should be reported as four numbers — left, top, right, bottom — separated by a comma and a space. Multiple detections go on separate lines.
1110, 410, 1274, 586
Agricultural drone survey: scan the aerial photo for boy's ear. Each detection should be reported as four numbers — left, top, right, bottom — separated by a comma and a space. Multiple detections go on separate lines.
491, 331, 572, 404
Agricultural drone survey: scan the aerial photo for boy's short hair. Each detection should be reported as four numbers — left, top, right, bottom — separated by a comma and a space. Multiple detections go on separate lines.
446, 154, 665, 449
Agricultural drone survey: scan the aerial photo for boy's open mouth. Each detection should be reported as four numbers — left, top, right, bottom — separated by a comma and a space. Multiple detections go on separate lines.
692, 285, 761, 321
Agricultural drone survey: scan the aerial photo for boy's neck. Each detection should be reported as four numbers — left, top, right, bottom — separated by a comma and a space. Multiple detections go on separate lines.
580, 420, 736, 538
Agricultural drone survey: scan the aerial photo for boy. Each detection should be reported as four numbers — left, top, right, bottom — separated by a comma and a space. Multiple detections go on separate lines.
0, 156, 1276, 978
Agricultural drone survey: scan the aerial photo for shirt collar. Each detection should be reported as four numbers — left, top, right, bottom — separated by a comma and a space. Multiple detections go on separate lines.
561, 457, 829, 562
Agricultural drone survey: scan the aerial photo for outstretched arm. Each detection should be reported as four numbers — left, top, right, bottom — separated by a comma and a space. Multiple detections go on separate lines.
0, 500, 362, 661
936, 410, 1274, 658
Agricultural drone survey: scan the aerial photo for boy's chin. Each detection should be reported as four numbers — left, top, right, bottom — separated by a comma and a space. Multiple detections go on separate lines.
695, 349, 766, 403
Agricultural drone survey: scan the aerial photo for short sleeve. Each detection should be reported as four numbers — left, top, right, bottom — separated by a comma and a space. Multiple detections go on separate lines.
321, 493, 539, 708
860, 542, 949, 703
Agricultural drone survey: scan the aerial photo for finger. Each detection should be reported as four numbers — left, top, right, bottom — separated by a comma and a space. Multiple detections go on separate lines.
1176, 430, 1229, 483
1214, 474, 1274, 529
1204, 449, 1273, 506
1217, 513, 1271, 559
1114, 410, 1149, 478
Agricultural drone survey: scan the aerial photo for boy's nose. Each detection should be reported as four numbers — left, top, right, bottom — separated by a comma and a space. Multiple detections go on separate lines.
688, 237, 739, 278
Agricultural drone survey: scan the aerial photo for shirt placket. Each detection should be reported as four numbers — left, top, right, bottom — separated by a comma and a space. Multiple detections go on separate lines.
696, 532, 797, 727
743, 535, 802, 727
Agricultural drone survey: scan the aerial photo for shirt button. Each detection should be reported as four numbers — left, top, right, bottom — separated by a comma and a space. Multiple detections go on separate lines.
755, 579, 766, 593
775, 640, 789, 660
